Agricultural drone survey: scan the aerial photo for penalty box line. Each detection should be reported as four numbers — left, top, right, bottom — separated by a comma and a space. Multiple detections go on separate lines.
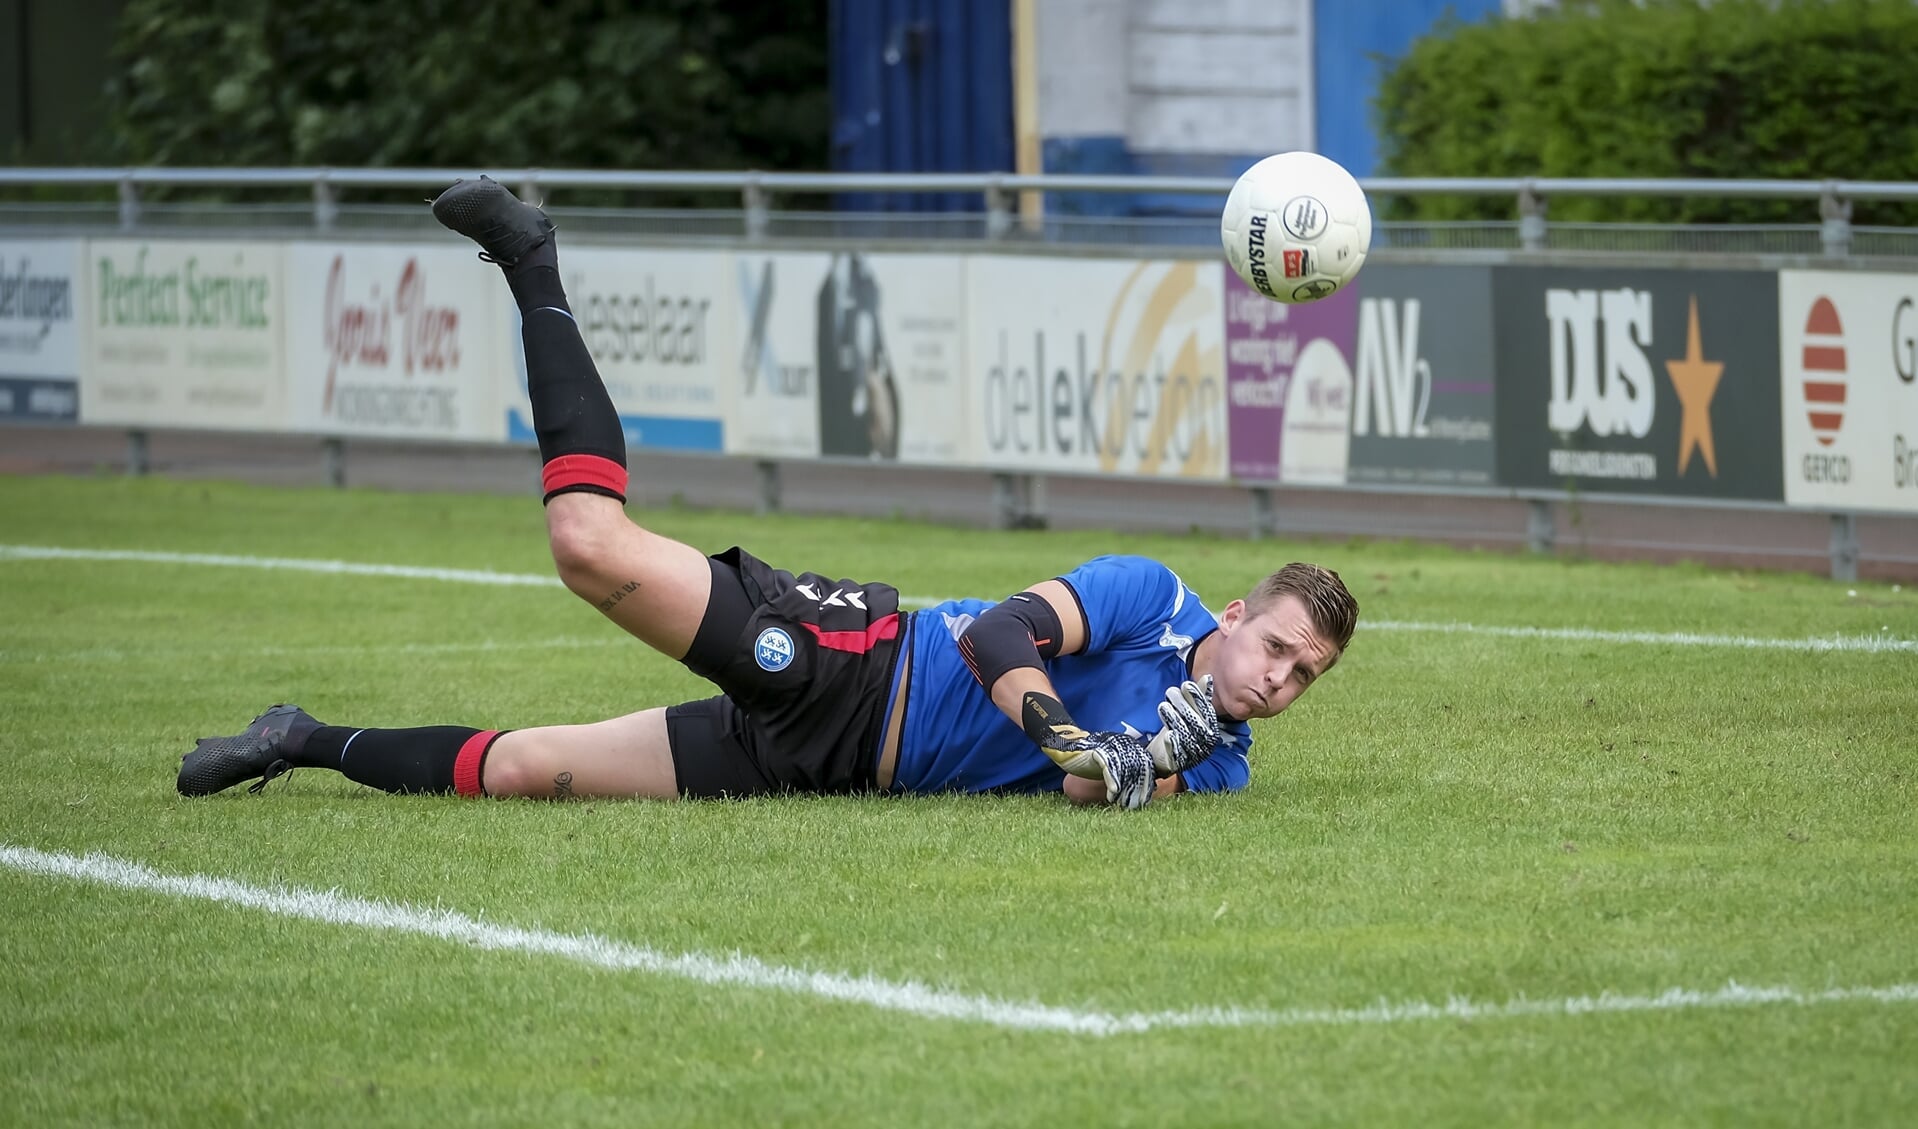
3, 843, 1915, 1037
3, 544, 1914, 656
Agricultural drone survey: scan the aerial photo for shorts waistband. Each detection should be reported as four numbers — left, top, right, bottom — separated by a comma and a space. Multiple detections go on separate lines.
873, 610, 914, 791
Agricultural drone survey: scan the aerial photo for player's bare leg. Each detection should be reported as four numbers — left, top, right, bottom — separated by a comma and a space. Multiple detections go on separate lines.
179, 181, 716, 801
479, 708, 677, 799
432, 176, 712, 658
180, 703, 683, 799
543, 493, 710, 659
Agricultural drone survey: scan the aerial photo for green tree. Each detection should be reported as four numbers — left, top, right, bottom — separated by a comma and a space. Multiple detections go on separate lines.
106, 0, 828, 197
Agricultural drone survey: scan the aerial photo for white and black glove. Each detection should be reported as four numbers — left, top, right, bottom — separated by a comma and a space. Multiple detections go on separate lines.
1023, 692, 1156, 810
1145, 675, 1223, 777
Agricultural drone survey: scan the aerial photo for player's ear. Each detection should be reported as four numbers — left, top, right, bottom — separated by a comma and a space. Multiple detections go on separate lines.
1219, 599, 1248, 632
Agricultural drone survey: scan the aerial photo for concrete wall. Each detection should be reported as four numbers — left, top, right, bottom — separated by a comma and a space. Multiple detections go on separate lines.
1037, 0, 1313, 190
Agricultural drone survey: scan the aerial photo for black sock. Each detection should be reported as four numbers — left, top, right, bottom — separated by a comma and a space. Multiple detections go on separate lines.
522, 311, 627, 472
296, 725, 499, 796
503, 239, 567, 315
500, 246, 628, 505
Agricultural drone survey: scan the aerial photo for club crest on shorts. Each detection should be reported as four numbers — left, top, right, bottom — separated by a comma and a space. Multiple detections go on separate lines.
754, 627, 796, 672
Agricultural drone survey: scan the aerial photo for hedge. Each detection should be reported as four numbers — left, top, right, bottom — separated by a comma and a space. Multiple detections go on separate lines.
1374, 0, 1918, 224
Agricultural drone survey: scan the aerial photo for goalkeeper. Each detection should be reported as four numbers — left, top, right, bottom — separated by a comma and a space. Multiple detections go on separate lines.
177, 179, 1357, 810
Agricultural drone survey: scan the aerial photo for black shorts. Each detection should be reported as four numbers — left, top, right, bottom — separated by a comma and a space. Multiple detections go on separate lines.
665, 547, 907, 798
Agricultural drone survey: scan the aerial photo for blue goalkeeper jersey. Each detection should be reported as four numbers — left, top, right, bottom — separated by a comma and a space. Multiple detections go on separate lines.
893, 554, 1254, 795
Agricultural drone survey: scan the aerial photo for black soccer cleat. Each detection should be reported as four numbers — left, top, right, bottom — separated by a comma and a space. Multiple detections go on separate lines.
177, 704, 319, 797
429, 175, 555, 268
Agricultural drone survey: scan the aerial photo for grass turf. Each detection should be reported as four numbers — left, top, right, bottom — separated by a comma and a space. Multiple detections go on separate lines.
1, 473, 1914, 1127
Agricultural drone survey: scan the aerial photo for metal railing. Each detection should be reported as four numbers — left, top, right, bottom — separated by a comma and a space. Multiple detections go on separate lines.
6, 166, 1918, 255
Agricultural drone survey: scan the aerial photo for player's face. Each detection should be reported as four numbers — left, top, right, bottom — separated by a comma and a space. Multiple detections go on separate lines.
1204, 595, 1338, 721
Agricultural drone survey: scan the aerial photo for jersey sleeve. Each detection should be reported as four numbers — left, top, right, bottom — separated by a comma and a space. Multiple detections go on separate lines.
1054, 555, 1188, 655
1177, 720, 1252, 793
1178, 741, 1250, 793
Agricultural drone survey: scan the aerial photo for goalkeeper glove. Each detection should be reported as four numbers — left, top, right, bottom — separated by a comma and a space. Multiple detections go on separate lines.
1144, 675, 1223, 776
1022, 691, 1156, 810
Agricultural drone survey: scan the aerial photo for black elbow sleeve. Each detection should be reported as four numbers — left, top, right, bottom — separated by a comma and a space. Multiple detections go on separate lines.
957, 592, 1066, 689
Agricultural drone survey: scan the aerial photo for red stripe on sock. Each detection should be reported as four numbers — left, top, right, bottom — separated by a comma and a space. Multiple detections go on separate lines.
805, 613, 900, 655
453, 730, 501, 798
541, 455, 627, 498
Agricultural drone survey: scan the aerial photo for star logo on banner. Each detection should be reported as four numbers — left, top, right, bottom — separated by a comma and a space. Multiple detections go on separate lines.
1664, 295, 1725, 477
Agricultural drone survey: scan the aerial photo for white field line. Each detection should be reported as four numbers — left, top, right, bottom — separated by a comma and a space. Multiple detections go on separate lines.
4, 544, 1914, 656
1365, 618, 1918, 655
3, 843, 1914, 1036
0, 544, 564, 588
0, 636, 625, 665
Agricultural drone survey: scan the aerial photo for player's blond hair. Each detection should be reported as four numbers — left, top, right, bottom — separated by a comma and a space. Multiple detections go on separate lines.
1244, 563, 1359, 654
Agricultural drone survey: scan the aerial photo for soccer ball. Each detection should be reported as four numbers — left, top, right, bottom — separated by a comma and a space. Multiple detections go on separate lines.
1219, 151, 1372, 305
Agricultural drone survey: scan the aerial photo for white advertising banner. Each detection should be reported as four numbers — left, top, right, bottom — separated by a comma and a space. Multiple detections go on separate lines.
716, 251, 968, 464
965, 256, 1227, 479
0, 239, 84, 424
1778, 271, 1918, 513
84, 240, 284, 430
844, 253, 969, 464
726, 252, 830, 459
504, 247, 733, 453
285, 244, 502, 441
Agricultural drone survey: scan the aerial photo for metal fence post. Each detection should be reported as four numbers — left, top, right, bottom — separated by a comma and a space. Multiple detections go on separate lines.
743, 177, 770, 241
985, 178, 1011, 241
992, 473, 1047, 530
1829, 512, 1860, 582
126, 430, 150, 476
117, 177, 140, 231
1518, 181, 1547, 251
992, 473, 1018, 530
1527, 498, 1556, 554
1820, 184, 1853, 259
1026, 474, 1048, 529
321, 438, 346, 487
313, 173, 338, 231
755, 459, 782, 515
519, 170, 543, 208
1249, 487, 1276, 540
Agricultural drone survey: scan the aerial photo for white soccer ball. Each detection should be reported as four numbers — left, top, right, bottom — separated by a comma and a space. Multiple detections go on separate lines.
1219, 151, 1372, 305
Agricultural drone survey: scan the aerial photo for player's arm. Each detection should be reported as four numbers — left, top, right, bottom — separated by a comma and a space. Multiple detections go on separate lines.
957, 583, 1153, 809
1062, 770, 1184, 805
959, 578, 1222, 804
956, 581, 1085, 719
1039, 555, 1228, 774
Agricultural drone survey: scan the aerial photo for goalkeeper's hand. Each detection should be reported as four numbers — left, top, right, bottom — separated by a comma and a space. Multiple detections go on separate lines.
1049, 728, 1155, 810
1145, 675, 1223, 776
1022, 691, 1155, 810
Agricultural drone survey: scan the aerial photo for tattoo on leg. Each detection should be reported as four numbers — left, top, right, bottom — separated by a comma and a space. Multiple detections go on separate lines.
553, 770, 575, 799
597, 580, 641, 612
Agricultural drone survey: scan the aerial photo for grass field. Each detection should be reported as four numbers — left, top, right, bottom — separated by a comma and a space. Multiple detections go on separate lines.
2, 472, 1915, 1127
